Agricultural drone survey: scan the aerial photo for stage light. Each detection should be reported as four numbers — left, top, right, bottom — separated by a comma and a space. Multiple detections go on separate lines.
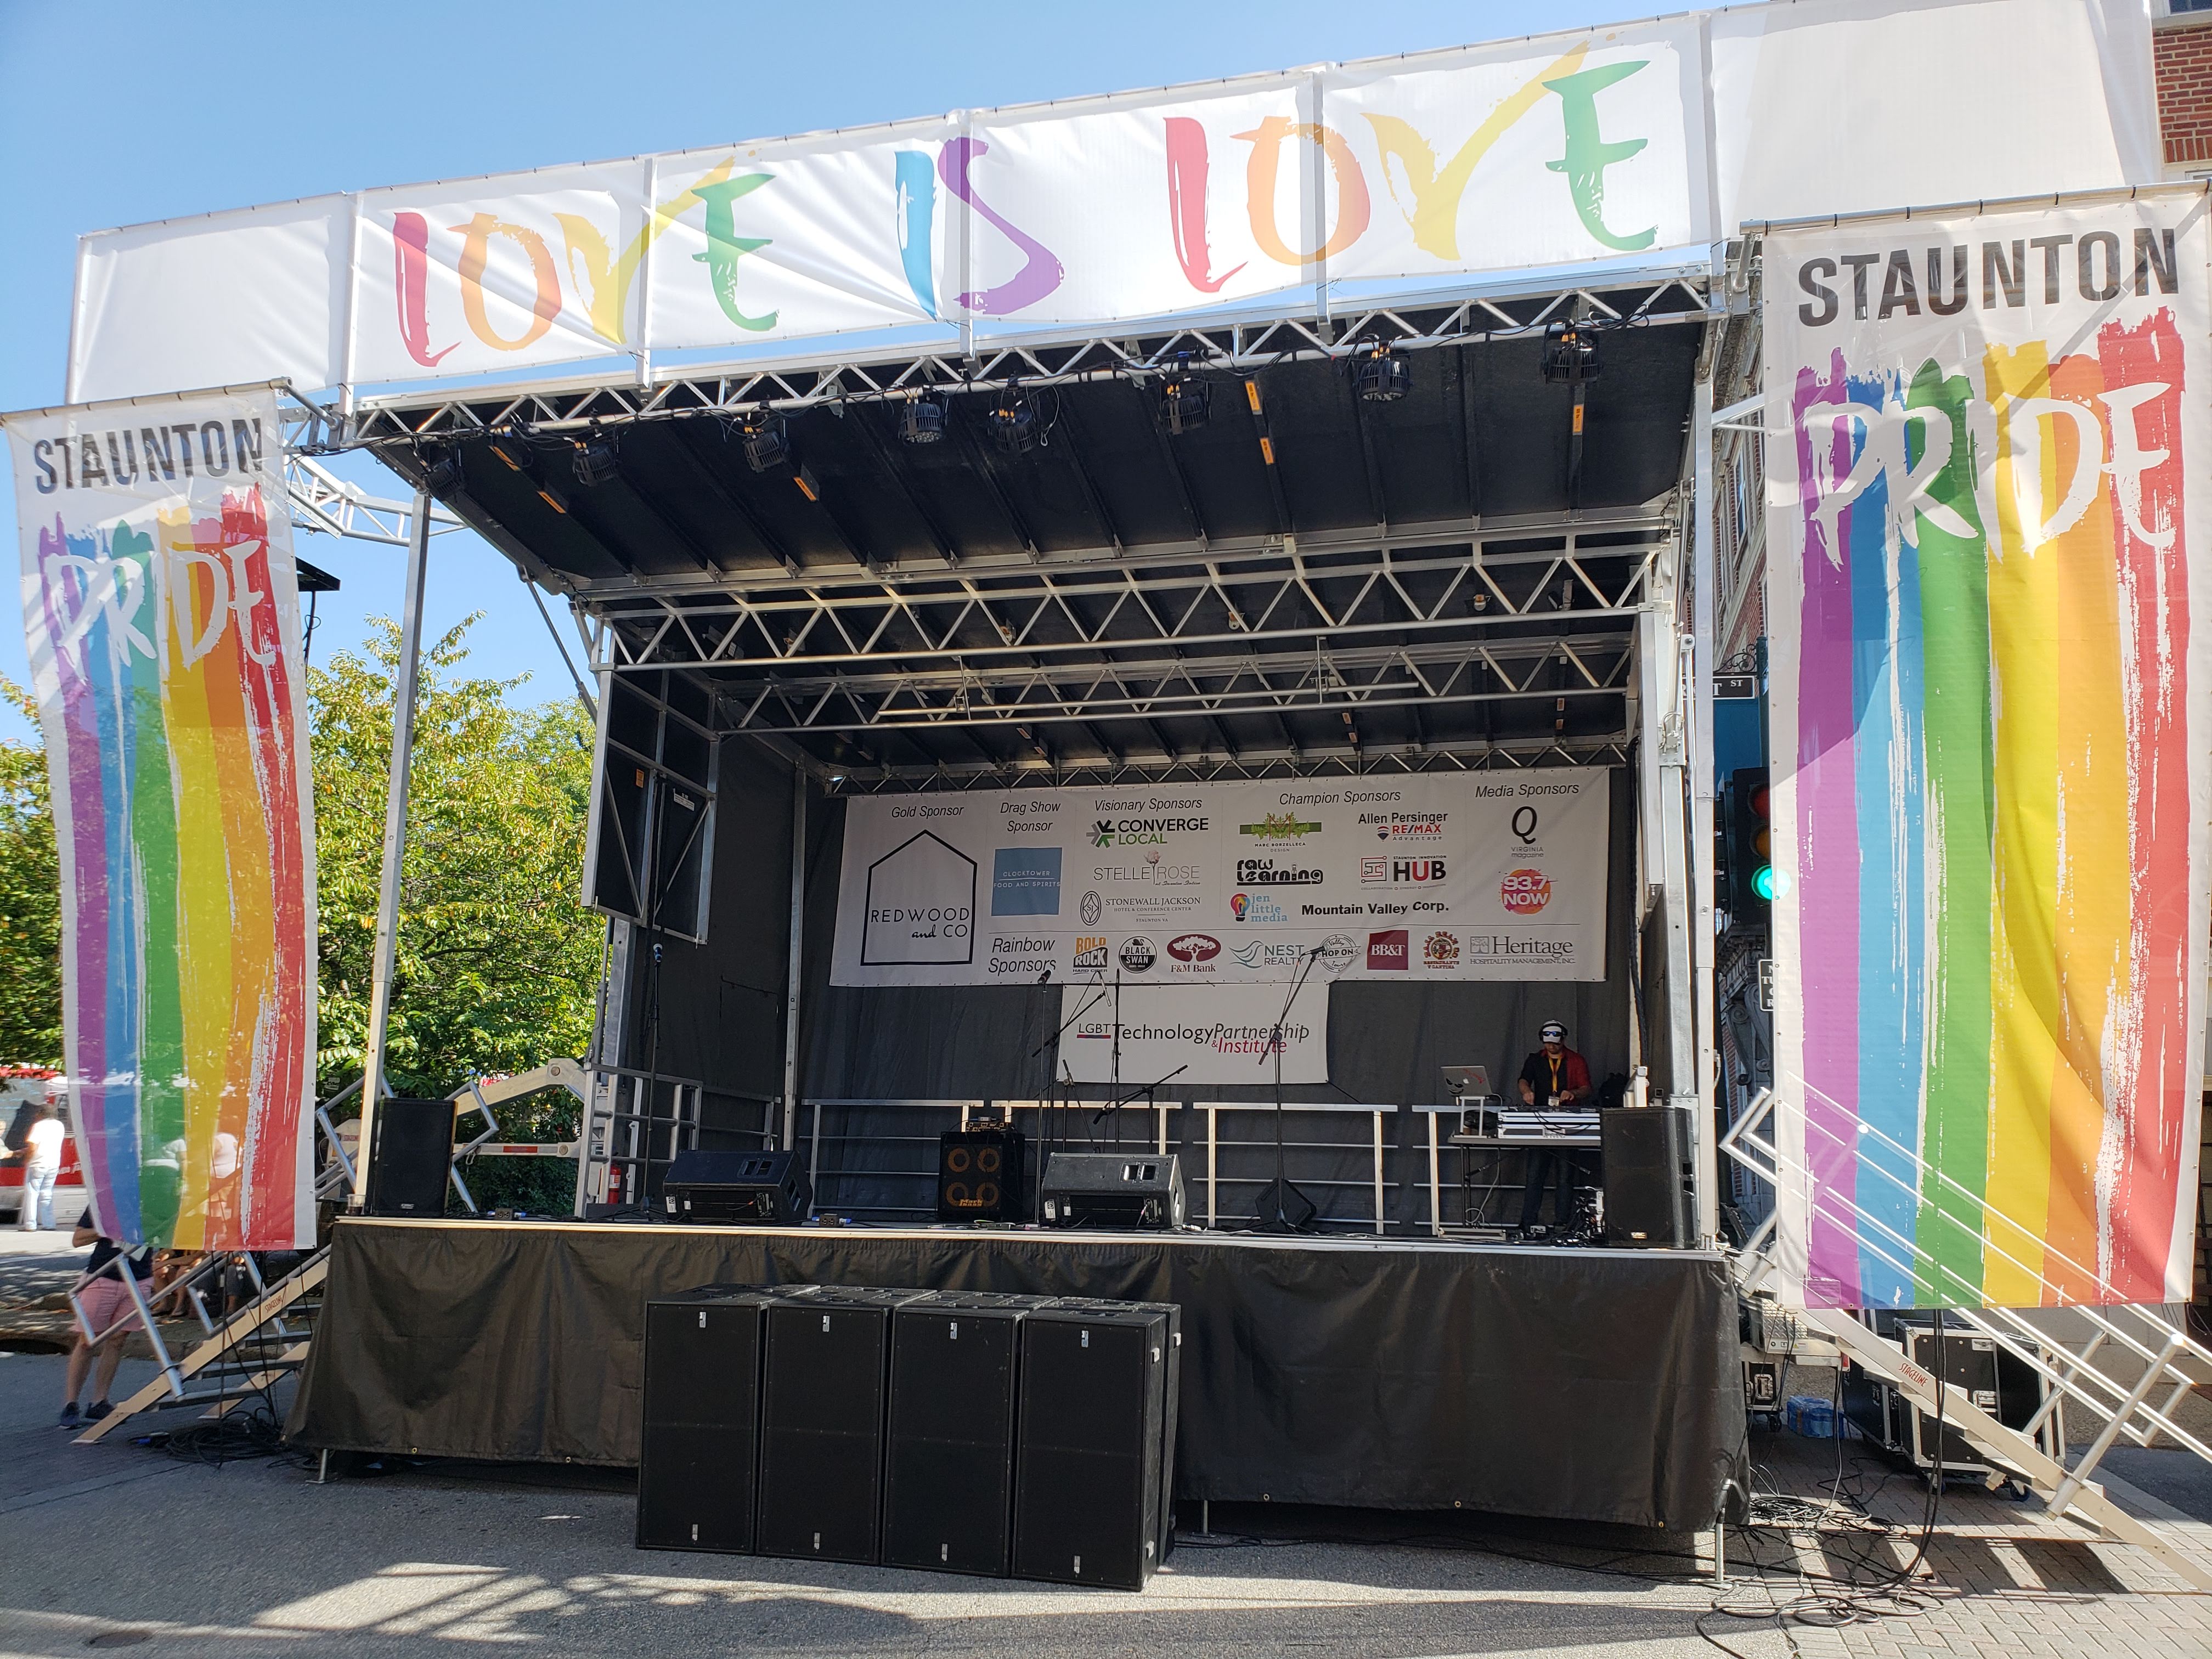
1354, 345, 1410, 402
741, 414, 788, 473
1159, 357, 1211, 435
420, 448, 464, 499
899, 392, 946, 445
793, 464, 821, 502
1541, 320, 1602, 385
572, 431, 620, 487
990, 385, 1036, 454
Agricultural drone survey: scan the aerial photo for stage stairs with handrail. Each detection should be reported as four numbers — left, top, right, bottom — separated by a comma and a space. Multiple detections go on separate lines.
1724, 1086, 2212, 1593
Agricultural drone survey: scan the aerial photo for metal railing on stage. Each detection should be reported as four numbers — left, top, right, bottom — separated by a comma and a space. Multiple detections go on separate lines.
578, 1065, 777, 1212
799, 1097, 1401, 1233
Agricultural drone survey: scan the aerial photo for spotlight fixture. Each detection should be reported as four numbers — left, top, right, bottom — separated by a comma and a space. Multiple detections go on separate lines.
1353, 344, 1410, 403
420, 447, 464, 499
1541, 320, 1601, 385
989, 384, 1036, 454
899, 392, 946, 445
1159, 356, 1211, 435
740, 413, 789, 473
572, 430, 620, 487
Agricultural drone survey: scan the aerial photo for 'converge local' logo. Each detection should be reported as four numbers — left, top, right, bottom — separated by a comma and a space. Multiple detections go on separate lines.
1092, 814, 1209, 847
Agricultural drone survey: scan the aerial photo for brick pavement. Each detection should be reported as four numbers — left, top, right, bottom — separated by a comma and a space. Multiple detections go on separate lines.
1726, 1424, 2212, 1658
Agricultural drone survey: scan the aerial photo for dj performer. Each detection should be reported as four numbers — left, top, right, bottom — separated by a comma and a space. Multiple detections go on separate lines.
1516, 1019, 1593, 1235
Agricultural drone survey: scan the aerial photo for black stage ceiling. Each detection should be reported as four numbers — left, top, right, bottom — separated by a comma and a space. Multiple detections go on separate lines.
359, 283, 1703, 784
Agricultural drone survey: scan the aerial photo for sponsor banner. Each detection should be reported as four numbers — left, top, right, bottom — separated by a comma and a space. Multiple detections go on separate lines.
5, 387, 317, 1250
1058, 980, 1328, 1086
1764, 193, 2210, 1310
829, 770, 1609, 986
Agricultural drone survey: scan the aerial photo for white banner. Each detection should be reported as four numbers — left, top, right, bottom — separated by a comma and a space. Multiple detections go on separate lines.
828, 770, 1609, 988
64, 2, 2157, 404
1058, 980, 1329, 1086
1763, 190, 2210, 1309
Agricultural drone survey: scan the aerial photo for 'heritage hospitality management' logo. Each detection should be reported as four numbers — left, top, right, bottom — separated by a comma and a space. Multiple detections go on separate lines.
1367, 929, 1409, 970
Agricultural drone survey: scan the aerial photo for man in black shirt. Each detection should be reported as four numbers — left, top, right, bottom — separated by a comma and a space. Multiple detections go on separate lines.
1516, 1020, 1594, 1235
60, 1220, 154, 1428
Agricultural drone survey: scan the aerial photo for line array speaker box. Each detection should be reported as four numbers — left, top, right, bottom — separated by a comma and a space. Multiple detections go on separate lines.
637, 1285, 810, 1553
365, 1098, 454, 1218
662, 1149, 813, 1225
1012, 1298, 1179, 1589
1039, 1152, 1187, 1230
882, 1290, 1034, 1576
1599, 1105, 1693, 1246
756, 1286, 928, 1564
936, 1128, 1028, 1223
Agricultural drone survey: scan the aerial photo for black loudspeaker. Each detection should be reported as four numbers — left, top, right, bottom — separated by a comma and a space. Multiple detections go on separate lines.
662, 1149, 812, 1225
1039, 1152, 1187, 1230
365, 1098, 453, 1218
1600, 1105, 1694, 1246
883, 1291, 1039, 1576
1013, 1299, 1176, 1589
637, 1284, 806, 1553
756, 1287, 924, 1563
936, 1128, 1028, 1223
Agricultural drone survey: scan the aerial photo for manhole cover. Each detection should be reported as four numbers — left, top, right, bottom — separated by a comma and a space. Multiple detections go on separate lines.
86, 1633, 153, 1649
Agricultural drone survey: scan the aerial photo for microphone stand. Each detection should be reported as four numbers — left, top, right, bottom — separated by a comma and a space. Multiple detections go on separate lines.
1254, 945, 1324, 1233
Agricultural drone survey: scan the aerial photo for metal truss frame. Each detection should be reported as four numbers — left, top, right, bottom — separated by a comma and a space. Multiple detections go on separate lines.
284, 451, 465, 549
337, 279, 1716, 447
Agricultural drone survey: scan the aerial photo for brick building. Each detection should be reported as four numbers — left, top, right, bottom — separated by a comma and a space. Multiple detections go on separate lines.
2158, 2, 2212, 172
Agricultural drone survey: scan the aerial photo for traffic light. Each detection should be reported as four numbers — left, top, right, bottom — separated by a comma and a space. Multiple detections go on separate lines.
1724, 767, 1773, 919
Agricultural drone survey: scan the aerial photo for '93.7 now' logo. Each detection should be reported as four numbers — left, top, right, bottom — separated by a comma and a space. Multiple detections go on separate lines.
1501, 868, 1553, 913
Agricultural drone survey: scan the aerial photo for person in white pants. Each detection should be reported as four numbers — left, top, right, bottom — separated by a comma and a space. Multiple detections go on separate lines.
18, 1103, 64, 1231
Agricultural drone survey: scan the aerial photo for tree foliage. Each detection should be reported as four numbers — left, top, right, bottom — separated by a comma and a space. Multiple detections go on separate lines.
0, 678, 63, 1069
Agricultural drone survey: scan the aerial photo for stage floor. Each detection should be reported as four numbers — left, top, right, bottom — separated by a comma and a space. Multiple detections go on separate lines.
289, 1218, 1747, 1532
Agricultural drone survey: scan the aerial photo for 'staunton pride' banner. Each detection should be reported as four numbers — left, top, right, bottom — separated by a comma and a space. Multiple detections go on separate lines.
7, 387, 317, 1250
1765, 191, 2210, 1310
828, 770, 1609, 989
63, 1, 2158, 404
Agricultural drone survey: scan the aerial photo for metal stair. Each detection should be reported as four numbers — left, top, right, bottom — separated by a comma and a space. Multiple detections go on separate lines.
71, 1247, 328, 1446
1723, 1087, 2212, 1593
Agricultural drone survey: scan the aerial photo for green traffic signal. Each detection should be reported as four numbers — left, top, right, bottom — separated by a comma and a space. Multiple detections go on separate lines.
1752, 864, 1776, 901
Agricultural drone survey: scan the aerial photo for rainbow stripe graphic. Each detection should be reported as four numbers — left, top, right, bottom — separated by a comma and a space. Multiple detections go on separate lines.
13, 394, 315, 1250
1777, 235, 2202, 1309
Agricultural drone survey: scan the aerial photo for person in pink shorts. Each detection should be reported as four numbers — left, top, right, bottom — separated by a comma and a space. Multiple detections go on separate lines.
60, 1219, 153, 1429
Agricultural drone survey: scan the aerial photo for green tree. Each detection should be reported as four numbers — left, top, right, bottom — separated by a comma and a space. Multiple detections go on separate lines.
312, 618, 603, 1211
0, 678, 62, 1069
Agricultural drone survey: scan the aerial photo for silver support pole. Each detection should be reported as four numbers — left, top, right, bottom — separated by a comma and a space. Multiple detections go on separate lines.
352, 490, 432, 1204
781, 773, 806, 1150
1689, 374, 1721, 1244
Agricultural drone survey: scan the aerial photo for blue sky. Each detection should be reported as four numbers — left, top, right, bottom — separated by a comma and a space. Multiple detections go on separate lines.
0, 0, 1638, 742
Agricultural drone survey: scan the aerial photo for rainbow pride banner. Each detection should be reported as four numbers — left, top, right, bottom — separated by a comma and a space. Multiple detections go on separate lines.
1765, 193, 2210, 1310
7, 386, 315, 1249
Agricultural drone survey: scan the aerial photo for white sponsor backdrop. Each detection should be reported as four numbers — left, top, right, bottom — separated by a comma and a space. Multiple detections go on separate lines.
1058, 979, 1329, 1086
64, 1, 2156, 403
828, 769, 1609, 988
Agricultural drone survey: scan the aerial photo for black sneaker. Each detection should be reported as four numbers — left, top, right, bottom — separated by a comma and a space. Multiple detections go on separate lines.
58, 1402, 79, 1429
86, 1400, 112, 1423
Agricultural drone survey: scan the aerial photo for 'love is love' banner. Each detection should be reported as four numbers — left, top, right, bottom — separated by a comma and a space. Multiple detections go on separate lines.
1765, 191, 2210, 1310
8, 386, 316, 1249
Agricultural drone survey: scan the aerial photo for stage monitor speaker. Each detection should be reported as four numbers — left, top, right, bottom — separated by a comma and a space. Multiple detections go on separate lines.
1012, 1299, 1176, 1589
882, 1291, 1044, 1577
636, 1284, 809, 1553
936, 1128, 1028, 1223
365, 1098, 453, 1218
1600, 1105, 1693, 1246
756, 1286, 926, 1564
1039, 1152, 1186, 1231
663, 1149, 812, 1225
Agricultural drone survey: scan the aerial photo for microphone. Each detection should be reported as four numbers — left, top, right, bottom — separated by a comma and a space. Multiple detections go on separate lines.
1038, 967, 1054, 985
